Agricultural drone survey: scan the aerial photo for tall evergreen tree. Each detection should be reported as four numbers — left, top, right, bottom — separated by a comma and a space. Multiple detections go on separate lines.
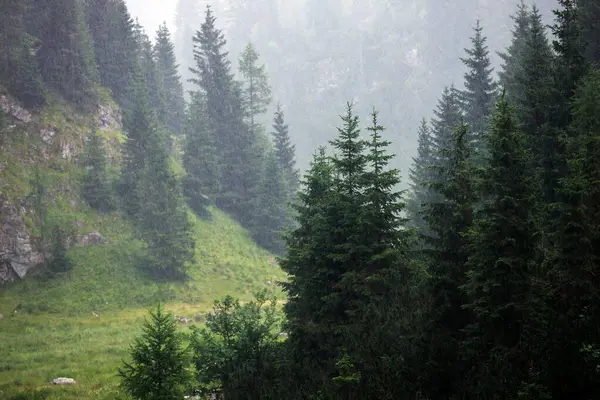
191, 6, 262, 225
407, 118, 435, 236
430, 85, 463, 176
459, 20, 497, 156
497, 0, 531, 105
82, 131, 113, 213
84, 0, 138, 107
420, 122, 476, 399
578, 0, 600, 65
271, 103, 299, 200
182, 91, 219, 217
251, 152, 289, 254
239, 42, 272, 133
155, 23, 185, 135
542, 68, 600, 398
35, 0, 99, 104
461, 95, 535, 398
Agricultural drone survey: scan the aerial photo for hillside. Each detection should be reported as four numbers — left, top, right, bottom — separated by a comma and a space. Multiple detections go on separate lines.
0, 89, 284, 399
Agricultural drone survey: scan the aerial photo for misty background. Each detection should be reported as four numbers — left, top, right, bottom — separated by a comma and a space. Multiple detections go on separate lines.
125, 0, 557, 176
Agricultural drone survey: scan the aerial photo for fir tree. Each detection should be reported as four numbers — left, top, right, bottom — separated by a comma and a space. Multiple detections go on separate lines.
251, 152, 289, 254
497, 0, 531, 105
420, 122, 476, 399
119, 304, 191, 400
578, 0, 600, 65
191, 6, 262, 225
459, 20, 497, 157
461, 95, 534, 398
49, 225, 72, 273
35, 0, 99, 104
271, 103, 299, 200
542, 68, 600, 398
84, 0, 138, 107
430, 85, 463, 181
155, 23, 185, 135
182, 91, 219, 217
407, 118, 435, 236
82, 131, 113, 213
239, 42, 272, 133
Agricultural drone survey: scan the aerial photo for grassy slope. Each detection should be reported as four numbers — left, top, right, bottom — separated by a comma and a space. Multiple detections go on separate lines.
0, 92, 285, 399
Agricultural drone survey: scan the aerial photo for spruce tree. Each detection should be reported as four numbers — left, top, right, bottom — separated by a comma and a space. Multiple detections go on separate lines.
430, 85, 463, 180
420, 122, 476, 399
407, 118, 435, 237
49, 225, 72, 273
119, 304, 191, 400
82, 131, 113, 213
271, 103, 299, 200
84, 0, 138, 107
239, 42, 272, 133
191, 6, 262, 225
578, 0, 600, 65
542, 68, 600, 398
459, 20, 497, 157
497, 0, 531, 105
182, 91, 219, 217
461, 95, 534, 398
155, 23, 185, 136
35, 0, 99, 104
251, 152, 289, 254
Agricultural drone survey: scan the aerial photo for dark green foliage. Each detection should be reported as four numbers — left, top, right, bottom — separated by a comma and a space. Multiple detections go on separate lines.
119, 304, 191, 400
191, 6, 263, 225
35, 0, 99, 105
155, 23, 185, 135
82, 131, 114, 213
120, 78, 194, 280
578, 0, 600, 65
190, 292, 282, 400
271, 103, 299, 200
251, 152, 290, 254
497, 0, 530, 105
541, 68, 600, 398
407, 118, 435, 236
49, 225, 72, 273
461, 95, 535, 398
419, 122, 476, 399
84, 0, 138, 108
0, 0, 46, 108
459, 20, 497, 156
182, 92, 219, 218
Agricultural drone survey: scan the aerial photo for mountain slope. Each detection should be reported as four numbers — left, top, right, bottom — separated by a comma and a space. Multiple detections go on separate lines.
0, 88, 284, 399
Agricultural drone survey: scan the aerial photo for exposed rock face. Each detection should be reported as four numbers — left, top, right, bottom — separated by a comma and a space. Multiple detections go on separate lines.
98, 104, 121, 131
40, 128, 56, 145
69, 232, 106, 248
0, 193, 43, 283
0, 95, 32, 123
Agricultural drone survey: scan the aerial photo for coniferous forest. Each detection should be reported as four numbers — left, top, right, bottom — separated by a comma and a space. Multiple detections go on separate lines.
1, 0, 600, 399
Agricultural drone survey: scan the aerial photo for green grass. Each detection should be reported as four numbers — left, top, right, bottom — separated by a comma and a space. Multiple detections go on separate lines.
0, 90, 286, 399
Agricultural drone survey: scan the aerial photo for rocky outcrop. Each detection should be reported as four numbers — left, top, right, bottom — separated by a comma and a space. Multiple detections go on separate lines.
68, 232, 106, 248
52, 378, 77, 385
0, 95, 32, 123
0, 193, 43, 283
98, 104, 121, 131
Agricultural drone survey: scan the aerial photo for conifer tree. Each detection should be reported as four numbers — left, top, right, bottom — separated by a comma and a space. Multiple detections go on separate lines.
35, 0, 99, 104
239, 42, 272, 133
407, 118, 434, 236
497, 0, 531, 105
578, 0, 600, 65
84, 0, 138, 107
133, 21, 167, 123
155, 23, 185, 135
420, 122, 476, 399
542, 68, 600, 398
461, 95, 534, 398
251, 152, 289, 254
459, 20, 497, 156
182, 92, 219, 217
119, 304, 191, 400
0, 0, 46, 108
82, 131, 113, 213
49, 225, 72, 273
191, 6, 262, 224
430, 86, 463, 180
271, 103, 299, 200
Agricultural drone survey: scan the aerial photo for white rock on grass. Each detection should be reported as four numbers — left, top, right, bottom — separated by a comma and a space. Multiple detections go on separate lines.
52, 377, 77, 385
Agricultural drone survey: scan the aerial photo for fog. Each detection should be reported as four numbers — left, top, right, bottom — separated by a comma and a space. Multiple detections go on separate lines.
125, 0, 557, 176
